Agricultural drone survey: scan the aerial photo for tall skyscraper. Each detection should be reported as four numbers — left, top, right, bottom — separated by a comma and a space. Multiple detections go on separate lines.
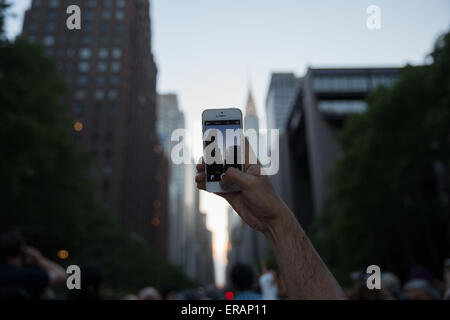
287, 67, 399, 226
265, 73, 302, 132
21, 0, 168, 255
157, 94, 214, 284
244, 90, 259, 157
157, 94, 186, 265
183, 162, 215, 285
265, 73, 302, 219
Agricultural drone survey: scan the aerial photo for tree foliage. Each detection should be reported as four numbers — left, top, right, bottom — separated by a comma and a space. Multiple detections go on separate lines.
0, 11, 194, 294
312, 31, 450, 284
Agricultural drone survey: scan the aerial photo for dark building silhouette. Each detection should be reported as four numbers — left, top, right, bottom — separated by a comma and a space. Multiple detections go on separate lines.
286, 67, 399, 227
21, 0, 168, 255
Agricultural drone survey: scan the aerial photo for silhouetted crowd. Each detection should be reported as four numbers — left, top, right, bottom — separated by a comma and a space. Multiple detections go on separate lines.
1, 230, 449, 300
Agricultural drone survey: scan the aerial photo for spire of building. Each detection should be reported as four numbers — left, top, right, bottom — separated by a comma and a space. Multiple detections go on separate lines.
245, 89, 257, 118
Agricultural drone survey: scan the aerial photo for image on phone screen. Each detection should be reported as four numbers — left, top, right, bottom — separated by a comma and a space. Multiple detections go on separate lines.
204, 120, 242, 182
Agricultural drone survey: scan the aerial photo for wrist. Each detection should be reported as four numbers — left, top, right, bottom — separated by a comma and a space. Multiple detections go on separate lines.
263, 201, 298, 246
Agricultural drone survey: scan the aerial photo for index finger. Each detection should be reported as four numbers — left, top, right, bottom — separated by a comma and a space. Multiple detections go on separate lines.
196, 157, 205, 172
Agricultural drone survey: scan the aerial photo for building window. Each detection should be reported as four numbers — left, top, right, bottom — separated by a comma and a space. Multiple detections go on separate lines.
43, 35, 54, 46
114, 24, 123, 33
138, 95, 146, 105
81, 36, 92, 45
318, 100, 367, 115
67, 48, 76, 57
78, 62, 90, 73
112, 36, 122, 45
84, 23, 93, 33
102, 11, 112, 20
112, 48, 122, 59
115, 11, 125, 20
75, 90, 86, 100
97, 62, 107, 72
85, 11, 94, 20
100, 36, 110, 45
108, 90, 118, 100
79, 48, 91, 59
46, 23, 56, 32
98, 48, 108, 59
48, 10, 56, 20
111, 62, 121, 73
76, 75, 88, 86
87, 0, 97, 8
110, 76, 120, 86
96, 76, 105, 86
95, 90, 105, 100
48, 0, 60, 7
103, 165, 112, 176
73, 104, 83, 115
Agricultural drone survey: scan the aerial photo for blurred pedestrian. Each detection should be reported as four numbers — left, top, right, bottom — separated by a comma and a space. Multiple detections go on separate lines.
380, 272, 401, 300
138, 287, 161, 300
258, 261, 278, 300
259, 271, 278, 300
162, 284, 178, 300
230, 264, 261, 300
0, 230, 66, 300
67, 262, 103, 300
403, 279, 434, 300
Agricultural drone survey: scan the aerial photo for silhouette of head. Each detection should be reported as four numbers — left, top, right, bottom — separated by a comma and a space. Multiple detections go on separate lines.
231, 264, 254, 291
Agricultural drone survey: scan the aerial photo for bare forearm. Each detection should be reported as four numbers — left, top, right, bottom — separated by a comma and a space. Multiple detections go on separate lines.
264, 204, 347, 300
36, 257, 66, 284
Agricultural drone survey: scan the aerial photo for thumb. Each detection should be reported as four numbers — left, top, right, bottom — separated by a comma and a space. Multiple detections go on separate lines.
221, 167, 253, 190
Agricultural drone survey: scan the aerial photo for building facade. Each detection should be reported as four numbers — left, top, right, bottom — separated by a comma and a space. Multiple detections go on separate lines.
265, 73, 302, 133
287, 67, 399, 227
157, 94, 187, 266
21, 0, 168, 255
183, 163, 215, 286
156, 94, 214, 285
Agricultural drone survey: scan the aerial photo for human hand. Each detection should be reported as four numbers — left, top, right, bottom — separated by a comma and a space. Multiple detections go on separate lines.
23, 246, 43, 265
195, 139, 288, 234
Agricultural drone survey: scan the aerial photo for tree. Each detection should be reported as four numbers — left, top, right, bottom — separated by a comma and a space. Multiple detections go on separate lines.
312, 31, 450, 284
0, 7, 194, 294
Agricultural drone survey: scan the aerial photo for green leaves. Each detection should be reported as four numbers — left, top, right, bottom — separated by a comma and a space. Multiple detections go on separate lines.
0, 39, 194, 294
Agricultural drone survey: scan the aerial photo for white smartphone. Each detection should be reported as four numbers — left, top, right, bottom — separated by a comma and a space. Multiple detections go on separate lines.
202, 108, 244, 193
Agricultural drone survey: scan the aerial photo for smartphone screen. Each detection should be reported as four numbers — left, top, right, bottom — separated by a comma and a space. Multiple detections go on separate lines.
204, 119, 242, 182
